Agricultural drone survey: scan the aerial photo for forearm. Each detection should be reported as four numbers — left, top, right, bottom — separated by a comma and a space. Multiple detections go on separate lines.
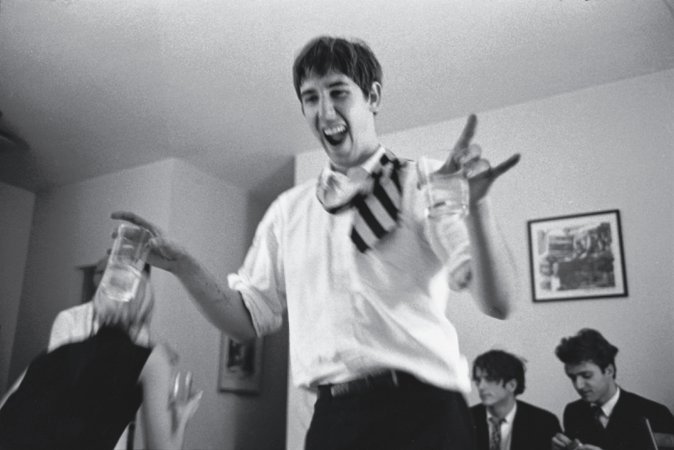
173, 252, 256, 341
465, 199, 517, 319
141, 347, 188, 450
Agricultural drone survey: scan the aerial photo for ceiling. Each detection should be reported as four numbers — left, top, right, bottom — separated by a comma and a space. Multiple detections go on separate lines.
1, 0, 673, 203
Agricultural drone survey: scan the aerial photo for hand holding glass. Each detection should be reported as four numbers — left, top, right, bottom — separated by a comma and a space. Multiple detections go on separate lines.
417, 151, 469, 221
98, 223, 152, 303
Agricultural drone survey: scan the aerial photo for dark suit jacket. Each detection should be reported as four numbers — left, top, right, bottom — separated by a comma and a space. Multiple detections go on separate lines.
471, 400, 561, 450
563, 389, 674, 450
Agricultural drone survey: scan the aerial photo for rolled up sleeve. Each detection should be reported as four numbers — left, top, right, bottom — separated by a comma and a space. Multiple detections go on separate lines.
228, 200, 287, 337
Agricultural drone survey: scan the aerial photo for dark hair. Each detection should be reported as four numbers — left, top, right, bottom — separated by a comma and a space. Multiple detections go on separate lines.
555, 328, 618, 377
473, 349, 526, 396
292, 36, 383, 100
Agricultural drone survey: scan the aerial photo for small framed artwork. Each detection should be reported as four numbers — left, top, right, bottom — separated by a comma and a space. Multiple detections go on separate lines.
218, 334, 264, 394
527, 210, 628, 302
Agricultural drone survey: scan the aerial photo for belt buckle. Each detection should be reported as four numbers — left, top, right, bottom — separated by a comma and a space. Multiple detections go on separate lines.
327, 370, 401, 398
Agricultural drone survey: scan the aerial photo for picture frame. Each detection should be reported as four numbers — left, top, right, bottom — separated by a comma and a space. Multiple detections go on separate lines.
527, 209, 628, 302
218, 334, 264, 394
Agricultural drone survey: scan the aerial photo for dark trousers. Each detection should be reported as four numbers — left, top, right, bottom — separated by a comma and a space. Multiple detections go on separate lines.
305, 378, 477, 450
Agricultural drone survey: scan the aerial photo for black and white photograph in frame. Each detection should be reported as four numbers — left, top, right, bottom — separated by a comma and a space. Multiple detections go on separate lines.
218, 334, 264, 394
527, 209, 628, 302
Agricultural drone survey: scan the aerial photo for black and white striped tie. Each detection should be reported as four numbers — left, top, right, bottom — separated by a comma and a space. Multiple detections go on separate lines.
322, 151, 403, 253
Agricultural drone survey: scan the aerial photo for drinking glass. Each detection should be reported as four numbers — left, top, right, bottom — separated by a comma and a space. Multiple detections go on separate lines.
98, 223, 152, 303
416, 151, 469, 221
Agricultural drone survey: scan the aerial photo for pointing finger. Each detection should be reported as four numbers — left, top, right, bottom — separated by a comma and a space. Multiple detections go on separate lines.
454, 114, 477, 151
489, 153, 520, 179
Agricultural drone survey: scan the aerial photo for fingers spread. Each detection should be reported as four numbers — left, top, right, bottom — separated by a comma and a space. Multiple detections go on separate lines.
454, 114, 477, 150
453, 143, 482, 167
464, 158, 491, 178
490, 153, 521, 178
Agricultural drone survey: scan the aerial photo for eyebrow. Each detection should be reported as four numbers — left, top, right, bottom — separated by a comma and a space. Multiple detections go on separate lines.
327, 80, 349, 88
300, 80, 350, 97
299, 88, 316, 98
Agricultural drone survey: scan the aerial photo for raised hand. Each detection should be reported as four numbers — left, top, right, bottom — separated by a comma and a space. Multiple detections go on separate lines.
446, 114, 520, 206
110, 211, 187, 273
169, 370, 203, 433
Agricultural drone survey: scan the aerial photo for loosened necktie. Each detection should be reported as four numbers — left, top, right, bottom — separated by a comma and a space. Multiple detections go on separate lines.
318, 151, 402, 253
489, 416, 504, 450
592, 405, 607, 428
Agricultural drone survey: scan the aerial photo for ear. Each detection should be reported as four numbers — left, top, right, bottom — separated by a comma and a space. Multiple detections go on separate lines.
368, 81, 382, 114
505, 379, 518, 393
604, 364, 616, 378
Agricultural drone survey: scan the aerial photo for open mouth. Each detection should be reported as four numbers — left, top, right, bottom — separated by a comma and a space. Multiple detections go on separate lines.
323, 124, 348, 146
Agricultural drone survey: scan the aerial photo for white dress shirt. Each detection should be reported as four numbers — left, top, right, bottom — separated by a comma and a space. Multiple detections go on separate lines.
487, 402, 517, 450
596, 387, 621, 428
229, 150, 472, 391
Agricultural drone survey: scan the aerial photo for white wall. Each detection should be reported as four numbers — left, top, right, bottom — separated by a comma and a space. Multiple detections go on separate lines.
151, 160, 288, 450
8, 158, 288, 450
0, 183, 35, 391
9, 159, 174, 380
287, 69, 674, 449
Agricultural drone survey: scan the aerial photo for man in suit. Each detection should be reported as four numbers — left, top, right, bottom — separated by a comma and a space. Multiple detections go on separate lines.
471, 349, 561, 450
552, 328, 674, 450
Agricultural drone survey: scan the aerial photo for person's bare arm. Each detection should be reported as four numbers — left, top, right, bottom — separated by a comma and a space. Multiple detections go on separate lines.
110, 212, 256, 341
440, 115, 520, 319
140, 344, 202, 450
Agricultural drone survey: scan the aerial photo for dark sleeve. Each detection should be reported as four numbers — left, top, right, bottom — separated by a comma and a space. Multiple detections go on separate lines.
648, 401, 674, 434
562, 403, 581, 439
548, 411, 562, 435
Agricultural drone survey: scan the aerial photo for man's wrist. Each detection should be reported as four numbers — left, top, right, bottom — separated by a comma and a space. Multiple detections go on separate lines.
467, 196, 490, 217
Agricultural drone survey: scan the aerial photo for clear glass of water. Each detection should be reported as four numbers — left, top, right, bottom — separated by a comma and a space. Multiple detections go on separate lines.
98, 223, 152, 303
417, 152, 469, 221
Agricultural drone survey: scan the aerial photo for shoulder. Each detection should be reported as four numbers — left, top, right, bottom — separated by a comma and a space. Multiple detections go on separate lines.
149, 343, 177, 365
563, 399, 588, 419
258, 179, 318, 226
470, 403, 485, 419
517, 400, 560, 424
53, 302, 91, 323
277, 178, 316, 204
564, 398, 586, 411
620, 390, 673, 413
140, 343, 175, 379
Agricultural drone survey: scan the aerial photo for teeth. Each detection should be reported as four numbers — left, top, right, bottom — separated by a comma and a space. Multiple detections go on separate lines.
324, 125, 346, 136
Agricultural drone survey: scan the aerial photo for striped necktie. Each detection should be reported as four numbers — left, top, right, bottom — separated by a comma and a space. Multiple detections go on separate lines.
318, 150, 403, 253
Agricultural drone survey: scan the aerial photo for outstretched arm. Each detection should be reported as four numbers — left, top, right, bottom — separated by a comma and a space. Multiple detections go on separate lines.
443, 115, 520, 319
110, 212, 256, 341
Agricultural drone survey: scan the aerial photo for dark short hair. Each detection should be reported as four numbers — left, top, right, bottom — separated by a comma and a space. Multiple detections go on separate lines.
555, 328, 618, 376
473, 349, 526, 396
292, 36, 383, 100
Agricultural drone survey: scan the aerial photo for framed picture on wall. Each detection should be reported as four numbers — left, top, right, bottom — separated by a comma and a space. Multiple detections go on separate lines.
527, 209, 628, 302
218, 334, 264, 394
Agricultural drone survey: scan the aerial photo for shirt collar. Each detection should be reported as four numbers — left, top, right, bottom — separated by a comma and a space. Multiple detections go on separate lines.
486, 401, 518, 425
319, 145, 386, 186
597, 387, 621, 418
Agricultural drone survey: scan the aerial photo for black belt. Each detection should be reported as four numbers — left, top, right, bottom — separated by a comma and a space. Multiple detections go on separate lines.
317, 370, 423, 399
